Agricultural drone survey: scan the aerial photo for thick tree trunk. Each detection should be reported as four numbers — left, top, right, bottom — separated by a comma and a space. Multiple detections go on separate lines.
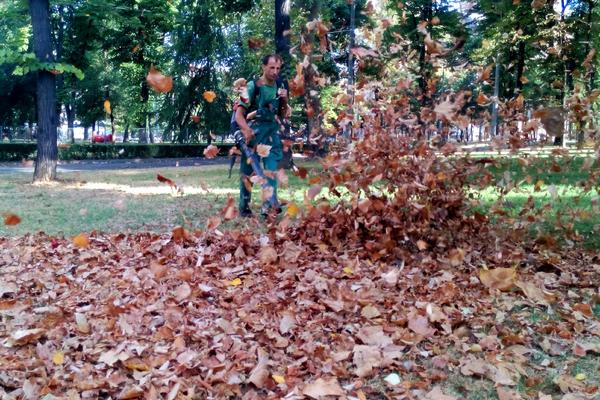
275, 0, 291, 74
30, 0, 58, 182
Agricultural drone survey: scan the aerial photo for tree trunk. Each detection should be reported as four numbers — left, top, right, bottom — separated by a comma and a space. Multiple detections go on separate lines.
275, 0, 291, 73
66, 95, 75, 143
123, 123, 130, 143
586, 0, 594, 91
302, 0, 323, 141
417, 0, 433, 94
30, 0, 58, 182
515, 41, 525, 93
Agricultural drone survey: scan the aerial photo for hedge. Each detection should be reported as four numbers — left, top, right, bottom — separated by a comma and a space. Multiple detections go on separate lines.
0, 143, 235, 161
0, 143, 38, 161
0, 142, 323, 162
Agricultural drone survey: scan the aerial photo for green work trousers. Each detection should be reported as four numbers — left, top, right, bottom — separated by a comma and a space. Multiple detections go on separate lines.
239, 121, 283, 212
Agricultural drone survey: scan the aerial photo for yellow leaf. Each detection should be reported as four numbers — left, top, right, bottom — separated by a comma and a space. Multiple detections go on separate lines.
52, 351, 64, 365
575, 373, 586, 381
124, 359, 150, 372
286, 202, 299, 217
103, 99, 111, 114
343, 267, 353, 275
72, 233, 90, 248
203, 90, 217, 103
229, 278, 242, 286
272, 374, 286, 384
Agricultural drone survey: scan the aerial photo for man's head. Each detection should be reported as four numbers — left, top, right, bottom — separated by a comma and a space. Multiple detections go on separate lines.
261, 54, 283, 83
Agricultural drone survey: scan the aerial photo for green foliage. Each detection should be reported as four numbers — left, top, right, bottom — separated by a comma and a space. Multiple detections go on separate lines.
57, 143, 235, 160
0, 142, 37, 161
0, 142, 236, 161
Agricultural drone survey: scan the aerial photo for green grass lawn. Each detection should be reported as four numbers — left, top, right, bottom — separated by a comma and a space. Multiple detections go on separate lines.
473, 154, 600, 249
1, 152, 598, 249
0, 162, 320, 237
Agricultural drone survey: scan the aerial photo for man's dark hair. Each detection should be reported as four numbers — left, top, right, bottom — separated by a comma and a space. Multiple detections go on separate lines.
262, 54, 283, 65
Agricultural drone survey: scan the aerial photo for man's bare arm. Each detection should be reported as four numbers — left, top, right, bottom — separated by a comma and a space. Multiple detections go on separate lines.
235, 106, 254, 143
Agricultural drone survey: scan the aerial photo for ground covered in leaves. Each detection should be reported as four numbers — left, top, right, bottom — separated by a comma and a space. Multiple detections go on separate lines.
1, 230, 599, 400
2, 133, 600, 400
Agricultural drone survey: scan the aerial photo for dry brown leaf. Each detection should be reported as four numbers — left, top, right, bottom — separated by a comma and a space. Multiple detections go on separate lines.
515, 280, 557, 304
256, 144, 272, 158
259, 246, 278, 265
5, 328, 45, 347
174, 283, 192, 302
424, 386, 458, 400
248, 348, 269, 388
203, 145, 219, 159
302, 377, 345, 399
408, 315, 436, 337
206, 216, 222, 230
353, 345, 382, 377
279, 312, 296, 335
497, 387, 522, 400
146, 65, 173, 93
357, 325, 393, 347
3, 213, 21, 225
479, 268, 517, 291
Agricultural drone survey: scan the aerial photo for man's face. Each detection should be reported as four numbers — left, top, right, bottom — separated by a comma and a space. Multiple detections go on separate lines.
262, 58, 282, 81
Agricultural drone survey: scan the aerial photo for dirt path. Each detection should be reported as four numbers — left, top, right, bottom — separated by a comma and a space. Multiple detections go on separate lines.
0, 156, 230, 174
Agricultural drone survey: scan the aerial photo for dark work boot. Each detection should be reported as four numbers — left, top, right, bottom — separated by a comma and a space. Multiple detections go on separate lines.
240, 208, 253, 218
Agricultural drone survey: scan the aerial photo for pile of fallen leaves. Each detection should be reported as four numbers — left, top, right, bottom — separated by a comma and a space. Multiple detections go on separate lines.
2, 114, 600, 399
1, 224, 599, 399
287, 131, 490, 264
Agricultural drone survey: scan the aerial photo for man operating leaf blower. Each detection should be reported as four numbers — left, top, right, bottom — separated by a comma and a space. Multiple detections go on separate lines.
230, 54, 289, 218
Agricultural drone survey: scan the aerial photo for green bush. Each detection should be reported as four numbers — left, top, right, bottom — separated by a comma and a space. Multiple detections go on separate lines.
0, 143, 235, 161
0, 143, 37, 161
58, 143, 236, 160
0, 142, 323, 162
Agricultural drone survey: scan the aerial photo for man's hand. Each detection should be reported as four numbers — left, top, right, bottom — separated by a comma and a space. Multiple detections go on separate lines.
277, 87, 288, 100
242, 126, 254, 143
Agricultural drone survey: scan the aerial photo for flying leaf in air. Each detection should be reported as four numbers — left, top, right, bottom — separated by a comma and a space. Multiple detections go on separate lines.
221, 196, 237, 220
277, 168, 288, 187
103, 100, 111, 114
206, 216, 221, 230
203, 91, 216, 103
479, 65, 493, 82
146, 65, 173, 93
289, 64, 305, 97
256, 144, 272, 158
476, 92, 490, 106
3, 213, 21, 226
286, 202, 299, 217
203, 145, 219, 159
247, 37, 266, 50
